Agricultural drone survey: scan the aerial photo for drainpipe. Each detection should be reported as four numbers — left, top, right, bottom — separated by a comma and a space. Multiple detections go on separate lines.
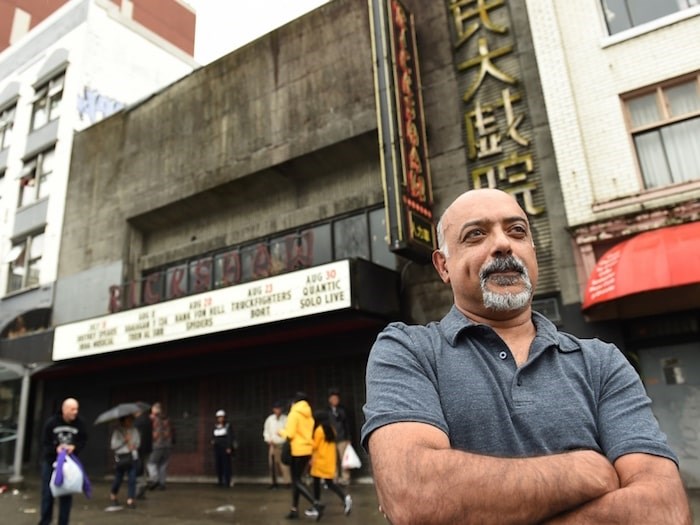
9, 364, 32, 485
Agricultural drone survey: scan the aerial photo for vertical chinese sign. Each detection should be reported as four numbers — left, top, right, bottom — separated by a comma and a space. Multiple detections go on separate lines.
369, 0, 436, 263
449, 0, 545, 216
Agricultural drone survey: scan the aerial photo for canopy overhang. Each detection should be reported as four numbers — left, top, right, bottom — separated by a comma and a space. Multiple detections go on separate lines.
582, 221, 700, 320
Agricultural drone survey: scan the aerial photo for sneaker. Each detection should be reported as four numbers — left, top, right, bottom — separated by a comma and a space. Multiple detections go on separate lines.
304, 508, 319, 518
344, 495, 353, 516
126, 500, 136, 509
285, 509, 299, 519
313, 502, 325, 522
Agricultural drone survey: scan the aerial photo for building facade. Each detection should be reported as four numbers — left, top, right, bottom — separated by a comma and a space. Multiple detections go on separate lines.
526, 0, 700, 486
5, 0, 699, 486
40, 0, 579, 481
0, 0, 195, 476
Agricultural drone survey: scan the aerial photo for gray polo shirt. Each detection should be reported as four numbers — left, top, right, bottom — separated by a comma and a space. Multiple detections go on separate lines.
362, 306, 678, 465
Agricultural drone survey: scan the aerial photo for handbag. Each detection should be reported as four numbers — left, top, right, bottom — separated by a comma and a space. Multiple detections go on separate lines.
341, 443, 362, 470
50, 453, 85, 497
281, 439, 292, 466
115, 452, 134, 469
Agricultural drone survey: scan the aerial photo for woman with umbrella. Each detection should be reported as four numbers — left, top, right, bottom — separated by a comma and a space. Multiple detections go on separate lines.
107, 413, 140, 509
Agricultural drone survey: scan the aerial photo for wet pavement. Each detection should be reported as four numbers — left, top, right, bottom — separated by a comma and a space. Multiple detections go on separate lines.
3, 474, 700, 523
0, 476, 386, 524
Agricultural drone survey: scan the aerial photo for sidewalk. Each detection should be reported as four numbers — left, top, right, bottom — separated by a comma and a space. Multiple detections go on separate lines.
0, 475, 386, 525
2, 474, 699, 523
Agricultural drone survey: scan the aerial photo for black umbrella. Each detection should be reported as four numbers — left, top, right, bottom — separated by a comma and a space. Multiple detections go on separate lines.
94, 402, 148, 425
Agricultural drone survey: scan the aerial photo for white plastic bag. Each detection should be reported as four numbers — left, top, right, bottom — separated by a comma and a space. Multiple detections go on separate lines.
341, 443, 362, 470
50, 454, 84, 497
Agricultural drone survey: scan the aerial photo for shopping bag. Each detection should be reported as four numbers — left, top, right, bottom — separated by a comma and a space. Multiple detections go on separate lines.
50, 453, 85, 497
341, 443, 362, 469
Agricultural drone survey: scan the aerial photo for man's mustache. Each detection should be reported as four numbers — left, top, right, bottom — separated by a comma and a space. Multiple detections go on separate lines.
480, 255, 525, 280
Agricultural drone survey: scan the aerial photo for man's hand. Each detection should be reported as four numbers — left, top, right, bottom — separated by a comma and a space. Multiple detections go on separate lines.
57, 444, 76, 454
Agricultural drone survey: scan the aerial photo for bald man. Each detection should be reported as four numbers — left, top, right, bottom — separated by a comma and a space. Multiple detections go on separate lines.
361, 189, 690, 524
39, 397, 88, 525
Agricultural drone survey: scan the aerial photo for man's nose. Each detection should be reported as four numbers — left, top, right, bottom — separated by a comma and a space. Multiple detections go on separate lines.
491, 228, 513, 256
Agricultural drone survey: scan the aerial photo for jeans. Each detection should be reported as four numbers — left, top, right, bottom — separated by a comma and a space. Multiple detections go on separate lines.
146, 447, 171, 487
289, 455, 315, 509
111, 460, 137, 499
213, 446, 232, 487
39, 460, 73, 525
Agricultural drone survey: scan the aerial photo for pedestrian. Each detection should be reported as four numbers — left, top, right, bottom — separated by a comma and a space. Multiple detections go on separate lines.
146, 402, 174, 490
304, 410, 352, 520
133, 404, 152, 499
108, 415, 140, 509
263, 400, 290, 489
361, 188, 691, 524
326, 388, 353, 486
279, 392, 325, 521
210, 409, 235, 487
38, 397, 88, 525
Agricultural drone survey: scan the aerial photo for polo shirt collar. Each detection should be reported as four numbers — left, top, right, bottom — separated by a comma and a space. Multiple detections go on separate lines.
440, 305, 580, 353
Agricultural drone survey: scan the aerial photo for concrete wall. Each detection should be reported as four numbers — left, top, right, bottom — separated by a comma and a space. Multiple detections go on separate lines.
59, 0, 579, 327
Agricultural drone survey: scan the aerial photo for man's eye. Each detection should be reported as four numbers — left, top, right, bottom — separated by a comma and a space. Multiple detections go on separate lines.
464, 230, 484, 240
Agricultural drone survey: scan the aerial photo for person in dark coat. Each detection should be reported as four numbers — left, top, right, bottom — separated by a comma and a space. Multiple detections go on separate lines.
133, 405, 153, 499
210, 409, 235, 487
38, 397, 88, 525
327, 387, 354, 485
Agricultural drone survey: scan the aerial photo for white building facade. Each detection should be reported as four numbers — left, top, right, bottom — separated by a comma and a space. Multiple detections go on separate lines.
0, 0, 196, 340
0, 0, 195, 476
527, 0, 700, 486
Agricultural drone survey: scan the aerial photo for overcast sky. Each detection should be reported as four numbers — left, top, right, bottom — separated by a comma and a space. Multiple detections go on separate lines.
183, 0, 331, 64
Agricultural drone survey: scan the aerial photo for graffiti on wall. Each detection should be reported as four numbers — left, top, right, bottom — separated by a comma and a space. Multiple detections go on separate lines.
76, 86, 125, 125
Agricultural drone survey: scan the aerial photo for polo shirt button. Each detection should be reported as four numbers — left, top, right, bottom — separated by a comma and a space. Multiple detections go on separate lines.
498, 351, 507, 360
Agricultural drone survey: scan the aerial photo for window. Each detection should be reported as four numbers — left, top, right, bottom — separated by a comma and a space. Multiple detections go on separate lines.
369, 208, 397, 269
31, 72, 64, 131
334, 214, 370, 261
0, 104, 15, 150
18, 148, 55, 207
602, 0, 699, 35
6, 231, 44, 293
625, 76, 700, 189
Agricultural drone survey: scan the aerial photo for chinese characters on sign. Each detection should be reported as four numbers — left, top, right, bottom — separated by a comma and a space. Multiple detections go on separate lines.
370, 0, 436, 262
449, 0, 544, 215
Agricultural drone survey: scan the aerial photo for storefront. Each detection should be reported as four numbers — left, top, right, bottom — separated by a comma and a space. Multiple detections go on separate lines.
41, 259, 398, 479
28, 0, 587, 482
580, 219, 700, 487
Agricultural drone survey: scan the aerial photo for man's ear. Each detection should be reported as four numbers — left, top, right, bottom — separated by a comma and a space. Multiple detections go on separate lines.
432, 250, 450, 284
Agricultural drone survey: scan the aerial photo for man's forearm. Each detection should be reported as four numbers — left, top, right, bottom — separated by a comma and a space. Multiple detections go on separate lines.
369, 426, 619, 525
544, 454, 691, 525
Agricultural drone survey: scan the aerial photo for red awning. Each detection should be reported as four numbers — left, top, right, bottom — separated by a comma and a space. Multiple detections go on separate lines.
582, 221, 700, 320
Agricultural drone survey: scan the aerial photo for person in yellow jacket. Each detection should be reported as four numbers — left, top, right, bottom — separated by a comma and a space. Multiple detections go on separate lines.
304, 411, 353, 519
279, 392, 325, 521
